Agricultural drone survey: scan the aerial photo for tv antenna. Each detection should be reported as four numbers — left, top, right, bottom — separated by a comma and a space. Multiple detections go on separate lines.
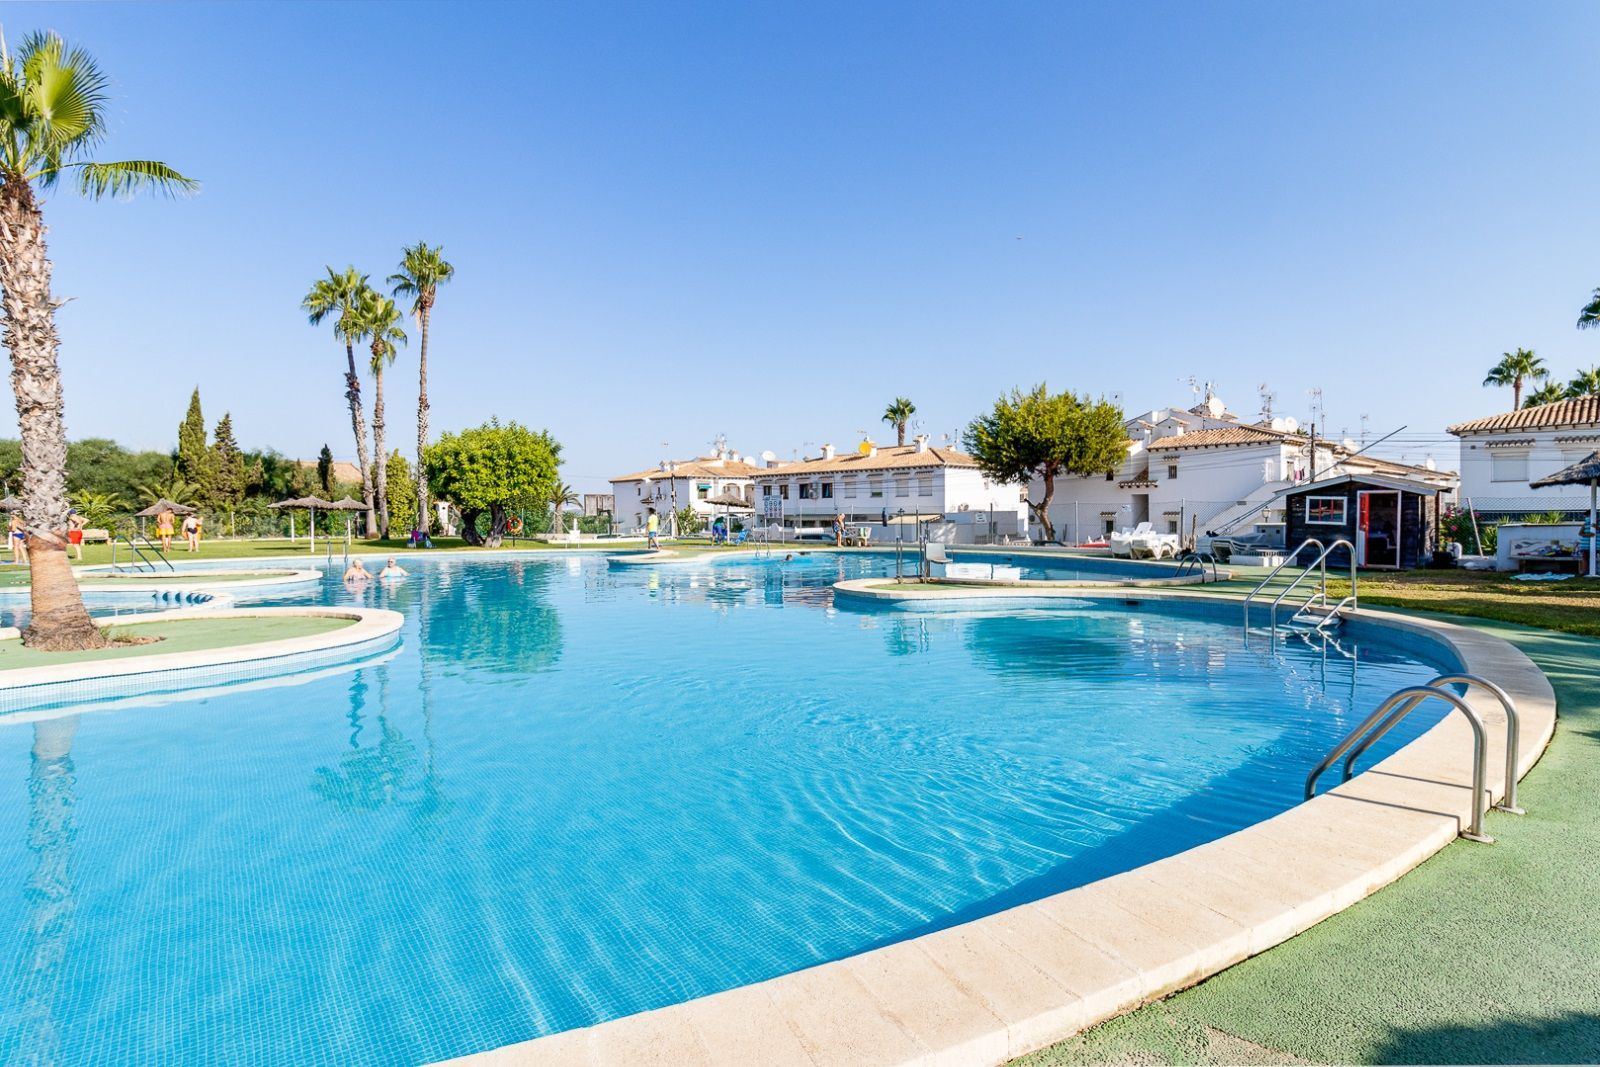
1257, 383, 1275, 420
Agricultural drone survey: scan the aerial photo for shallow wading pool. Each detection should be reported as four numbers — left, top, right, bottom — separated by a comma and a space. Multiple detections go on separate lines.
0, 552, 1456, 1065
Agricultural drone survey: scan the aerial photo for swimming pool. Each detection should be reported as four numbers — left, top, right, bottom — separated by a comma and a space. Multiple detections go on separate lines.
0, 552, 1454, 1065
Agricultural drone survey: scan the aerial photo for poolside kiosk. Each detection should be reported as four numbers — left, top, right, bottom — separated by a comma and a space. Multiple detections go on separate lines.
1278, 473, 1448, 569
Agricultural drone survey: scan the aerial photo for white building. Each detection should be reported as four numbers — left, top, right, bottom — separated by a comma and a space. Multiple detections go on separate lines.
609, 450, 766, 532
1037, 392, 1454, 545
749, 436, 1029, 543
1448, 396, 1600, 517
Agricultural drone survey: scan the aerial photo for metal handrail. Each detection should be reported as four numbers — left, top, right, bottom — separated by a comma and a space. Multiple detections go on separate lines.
1243, 537, 1324, 628
113, 532, 174, 573
1306, 685, 1493, 842
1340, 674, 1524, 816
1268, 539, 1356, 639
1175, 551, 1220, 583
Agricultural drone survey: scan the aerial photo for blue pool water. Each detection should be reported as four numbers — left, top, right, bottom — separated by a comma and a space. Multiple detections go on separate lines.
0, 552, 1453, 1065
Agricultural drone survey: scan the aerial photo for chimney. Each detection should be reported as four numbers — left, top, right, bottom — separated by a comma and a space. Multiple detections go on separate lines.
913, 434, 929, 453
822, 443, 835, 460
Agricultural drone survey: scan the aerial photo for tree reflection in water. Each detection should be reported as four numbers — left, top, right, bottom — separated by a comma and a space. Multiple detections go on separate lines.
14, 716, 79, 1063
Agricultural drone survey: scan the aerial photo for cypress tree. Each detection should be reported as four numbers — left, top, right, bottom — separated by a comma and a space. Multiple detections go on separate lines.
211, 413, 246, 507
176, 388, 214, 499
316, 444, 335, 496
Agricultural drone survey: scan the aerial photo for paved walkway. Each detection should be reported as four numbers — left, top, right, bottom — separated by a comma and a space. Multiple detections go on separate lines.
1017, 612, 1600, 1065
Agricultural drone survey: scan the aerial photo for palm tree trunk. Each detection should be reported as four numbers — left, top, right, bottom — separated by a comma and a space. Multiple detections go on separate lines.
898, 420, 907, 446
1513, 377, 1523, 409
372, 360, 389, 539
415, 301, 431, 536
343, 341, 376, 537
0, 179, 107, 650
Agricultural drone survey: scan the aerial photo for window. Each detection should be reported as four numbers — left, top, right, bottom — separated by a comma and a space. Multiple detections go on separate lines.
762, 485, 772, 497
1168, 519, 1180, 534
1305, 495, 1347, 525
893, 476, 908, 497
1106, 471, 1115, 481
696, 483, 711, 500
821, 482, 833, 499
842, 479, 857, 499
1167, 464, 1178, 480
1490, 451, 1529, 483
868, 477, 883, 499
798, 483, 814, 499
918, 475, 932, 497
779, 483, 790, 500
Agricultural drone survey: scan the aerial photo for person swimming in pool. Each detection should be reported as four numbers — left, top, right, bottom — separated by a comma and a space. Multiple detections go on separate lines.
378, 558, 408, 580
343, 558, 371, 583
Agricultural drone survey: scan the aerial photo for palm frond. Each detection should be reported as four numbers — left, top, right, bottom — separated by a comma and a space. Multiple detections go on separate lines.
66, 159, 197, 199
1578, 288, 1600, 330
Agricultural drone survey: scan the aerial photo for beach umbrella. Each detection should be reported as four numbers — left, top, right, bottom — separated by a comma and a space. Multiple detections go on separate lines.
1530, 451, 1600, 578
324, 497, 367, 543
269, 496, 335, 551
704, 490, 752, 542
134, 498, 197, 517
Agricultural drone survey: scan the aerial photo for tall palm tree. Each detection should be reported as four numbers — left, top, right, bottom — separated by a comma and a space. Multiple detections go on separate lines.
882, 397, 917, 447
356, 288, 407, 538
549, 481, 580, 534
1524, 381, 1567, 408
1567, 366, 1600, 398
1481, 348, 1547, 410
1577, 287, 1600, 332
388, 243, 454, 536
0, 32, 194, 649
303, 266, 377, 536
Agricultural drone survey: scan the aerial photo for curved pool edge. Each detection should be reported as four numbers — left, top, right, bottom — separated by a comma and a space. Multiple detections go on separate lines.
445, 594, 1555, 1067
0, 606, 405, 710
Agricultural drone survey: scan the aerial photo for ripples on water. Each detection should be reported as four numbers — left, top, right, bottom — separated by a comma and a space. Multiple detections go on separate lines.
0, 552, 1451, 1065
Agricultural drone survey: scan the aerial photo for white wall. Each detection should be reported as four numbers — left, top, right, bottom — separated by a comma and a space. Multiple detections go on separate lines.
1457, 431, 1597, 510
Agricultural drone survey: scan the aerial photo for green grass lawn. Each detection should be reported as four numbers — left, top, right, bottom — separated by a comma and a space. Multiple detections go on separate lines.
0, 615, 354, 670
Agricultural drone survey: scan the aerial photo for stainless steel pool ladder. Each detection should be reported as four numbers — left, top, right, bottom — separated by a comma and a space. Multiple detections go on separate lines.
1305, 673, 1524, 843
1242, 538, 1356, 639
1174, 550, 1220, 583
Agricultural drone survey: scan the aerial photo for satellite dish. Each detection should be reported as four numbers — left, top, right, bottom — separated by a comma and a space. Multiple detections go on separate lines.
1282, 416, 1299, 433
760, 450, 777, 463
858, 439, 875, 455
1342, 438, 1358, 451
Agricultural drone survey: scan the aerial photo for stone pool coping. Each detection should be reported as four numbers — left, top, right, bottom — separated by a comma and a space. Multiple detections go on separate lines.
0, 605, 403, 694
448, 589, 1555, 1067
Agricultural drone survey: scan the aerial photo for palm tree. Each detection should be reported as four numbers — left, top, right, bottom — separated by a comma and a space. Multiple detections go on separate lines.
1524, 381, 1566, 408
388, 243, 454, 536
1577, 287, 1600, 332
0, 32, 194, 649
549, 481, 580, 534
134, 469, 199, 508
303, 267, 378, 537
882, 397, 917, 447
355, 288, 407, 538
1481, 348, 1547, 410
1567, 366, 1600, 398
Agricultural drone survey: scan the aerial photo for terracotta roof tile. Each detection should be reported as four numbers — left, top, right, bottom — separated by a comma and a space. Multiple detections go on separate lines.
610, 456, 767, 483
750, 444, 978, 477
1447, 396, 1600, 435
1149, 426, 1292, 450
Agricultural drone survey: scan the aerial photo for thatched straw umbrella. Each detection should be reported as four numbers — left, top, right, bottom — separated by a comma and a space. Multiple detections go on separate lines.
705, 489, 753, 543
324, 497, 368, 543
133, 498, 197, 540
269, 496, 335, 551
1530, 451, 1600, 578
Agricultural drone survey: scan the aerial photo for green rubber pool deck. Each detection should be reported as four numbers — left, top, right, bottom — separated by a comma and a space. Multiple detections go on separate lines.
0, 615, 354, 670
1016, 611, 1600, 1066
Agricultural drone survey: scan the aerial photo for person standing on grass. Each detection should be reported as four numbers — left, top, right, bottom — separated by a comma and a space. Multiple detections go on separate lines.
10, 512, 28, 564
156, 506, 175, 552
646, 508, 660, 549
182, 512, 199, 552
66, 509, 85, 561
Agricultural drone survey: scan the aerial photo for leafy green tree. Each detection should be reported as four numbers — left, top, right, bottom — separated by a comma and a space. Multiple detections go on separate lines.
211, 412, 246, 509
355, 287, 407, 538
175, 388, 213, 499
0, 31, 194, 648
385, 450, 417, 536
1482, 348, 1548, 410
135, 467, 200, 508
882, 397, 916, 447
674, 503, 705, 536
963, 385, 1126, 543
64, 439, 169, 499
1524, 381, 1567, 408
389, 242, 454, 535
68, 489, 122, 530
425, 419, 561, 547
1567, 366, 1600, 398
303, 266, 376, 536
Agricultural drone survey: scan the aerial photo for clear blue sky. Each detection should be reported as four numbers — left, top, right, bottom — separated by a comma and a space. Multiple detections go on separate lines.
19, 1, 1600, 490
